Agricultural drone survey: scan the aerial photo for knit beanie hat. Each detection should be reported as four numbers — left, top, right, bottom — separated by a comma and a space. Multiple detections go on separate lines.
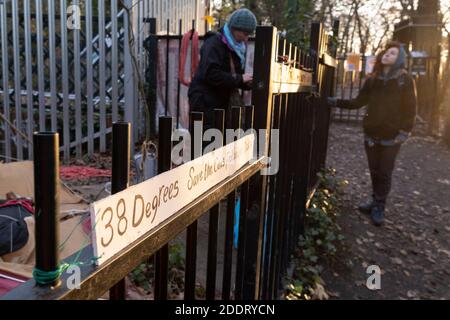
392, 45, 407, 71
227, 8, 257, 34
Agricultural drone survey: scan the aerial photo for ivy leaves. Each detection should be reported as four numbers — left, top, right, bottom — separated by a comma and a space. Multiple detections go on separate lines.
285, 167, 345, 300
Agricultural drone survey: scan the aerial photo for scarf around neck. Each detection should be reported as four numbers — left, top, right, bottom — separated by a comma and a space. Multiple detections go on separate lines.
222, 23, 246, 69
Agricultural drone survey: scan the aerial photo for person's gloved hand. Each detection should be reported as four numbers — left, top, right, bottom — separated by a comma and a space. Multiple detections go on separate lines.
327, 97, 338, 107
394, 130, 410, 145
365, 136, 375, 147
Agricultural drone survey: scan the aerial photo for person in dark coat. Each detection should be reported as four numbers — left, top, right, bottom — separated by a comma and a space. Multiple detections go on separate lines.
328, 41, 418, 226
188, 8, 256, 128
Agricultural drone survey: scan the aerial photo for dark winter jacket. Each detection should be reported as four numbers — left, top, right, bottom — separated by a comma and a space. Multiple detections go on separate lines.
188, 30, 251, 115
337, 69, 417, 139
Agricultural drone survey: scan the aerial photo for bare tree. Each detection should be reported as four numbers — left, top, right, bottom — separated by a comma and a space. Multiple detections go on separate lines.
338, 0, 358, 56
398, 0, 415, 17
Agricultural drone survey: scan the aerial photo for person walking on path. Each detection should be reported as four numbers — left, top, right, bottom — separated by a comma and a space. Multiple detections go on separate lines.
328, 41, 418, 226
188, 8, 256, 128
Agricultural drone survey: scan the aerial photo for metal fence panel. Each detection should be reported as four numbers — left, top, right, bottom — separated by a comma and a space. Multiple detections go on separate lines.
12, 0, 23, 159
73, 0, 82, 158
48, 0, 58, 132
24, 0, 34, 159
0, 0, 205, 162
60, 0, 71, 162
1, 2, 11, 160
99, 0, 107, 152
36, 0, 46, 131
86, 0, 95, 156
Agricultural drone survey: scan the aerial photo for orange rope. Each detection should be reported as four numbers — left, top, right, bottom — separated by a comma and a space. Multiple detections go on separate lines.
179, 29, 199, 86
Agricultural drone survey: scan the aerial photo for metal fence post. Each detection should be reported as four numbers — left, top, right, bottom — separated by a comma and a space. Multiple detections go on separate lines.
33, 132, 60, 287
244, 25, 277, 300
185, 111, 203, 300
123, 0, 135, 150
154, 116, 173, 300
222, 106, 242, 300
205, 109, 225, 300
235, 105, 254, 299
109, 122, 131, 300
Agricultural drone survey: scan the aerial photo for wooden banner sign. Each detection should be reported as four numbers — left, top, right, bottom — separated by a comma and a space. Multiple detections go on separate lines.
271, 63, 313, 93
90, 134, 255, 265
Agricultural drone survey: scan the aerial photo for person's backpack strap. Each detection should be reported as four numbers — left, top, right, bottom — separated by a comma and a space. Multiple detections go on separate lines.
365, 76, 375, 91
204, 30, 219, 40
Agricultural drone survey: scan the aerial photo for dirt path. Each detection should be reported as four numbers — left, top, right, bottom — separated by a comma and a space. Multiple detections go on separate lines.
322, 122, 450, 300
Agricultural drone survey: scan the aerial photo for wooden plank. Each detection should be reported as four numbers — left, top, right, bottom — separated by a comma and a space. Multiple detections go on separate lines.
321, 53, 337, 68
60, 128, 113, 150
271, 64, 313, 93
90, 133, 255, 266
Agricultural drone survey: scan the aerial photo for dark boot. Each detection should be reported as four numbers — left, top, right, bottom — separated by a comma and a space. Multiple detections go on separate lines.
371, 204, 385, 226
358, 199, 375, 214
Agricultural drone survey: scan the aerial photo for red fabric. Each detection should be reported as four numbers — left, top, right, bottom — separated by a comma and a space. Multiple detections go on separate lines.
179, 29, 199, 86
60, 166, 112, 180
0, 270, 29, 297
82, 217, 92, 236
0, 199, 34, 215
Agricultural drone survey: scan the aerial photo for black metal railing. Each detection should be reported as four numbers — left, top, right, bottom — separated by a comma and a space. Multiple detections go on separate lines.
2, 21, 338, 301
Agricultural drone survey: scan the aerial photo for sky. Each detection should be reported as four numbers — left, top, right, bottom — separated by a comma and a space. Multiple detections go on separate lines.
213, 0, 450, 33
